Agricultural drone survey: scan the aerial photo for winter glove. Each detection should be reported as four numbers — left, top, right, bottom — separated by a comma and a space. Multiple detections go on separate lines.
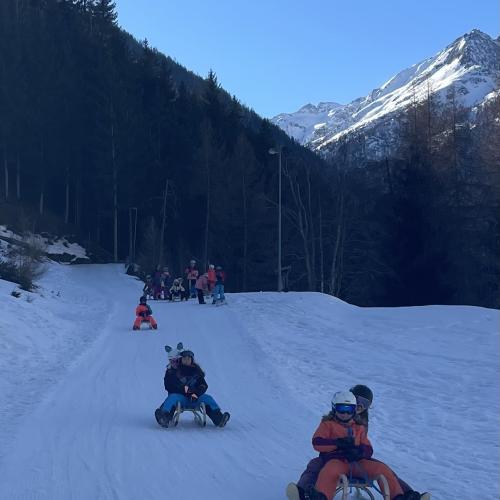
335, 436, 355, 449
343, 446, 364, 462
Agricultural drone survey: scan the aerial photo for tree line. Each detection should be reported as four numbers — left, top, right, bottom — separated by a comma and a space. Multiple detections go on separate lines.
0, 0, 497, 307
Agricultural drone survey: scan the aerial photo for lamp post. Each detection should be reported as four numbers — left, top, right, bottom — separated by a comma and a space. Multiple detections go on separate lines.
269, 146, 283, 292
129, 207, 138, 262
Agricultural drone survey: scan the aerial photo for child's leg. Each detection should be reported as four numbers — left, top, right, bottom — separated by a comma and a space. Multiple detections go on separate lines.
133, 317, 142, 328
197, 288, 205, 304
196, 394, 220, 411
219, 284, 225, 300
161, 394, 189, 412
315, 459, 349, 499
212, 284, 221, 302
297, 456, 324, 491
354, 460, 403, 499
147, 316, 157, 328
367, 458, 413, 493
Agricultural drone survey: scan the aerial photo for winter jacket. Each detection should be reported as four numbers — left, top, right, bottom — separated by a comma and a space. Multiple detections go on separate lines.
152, 271, 162, 287
164, 363, 208, 397
215, 270, 225, 285
195, 274, 208, 290
136, 304, 152, 318
322, 410, 369, 429
312, 417, 373, 464
207, 269, 216, 283
185, 266, 199, 281
170, 283, 185, 294
162, 272, 173, 289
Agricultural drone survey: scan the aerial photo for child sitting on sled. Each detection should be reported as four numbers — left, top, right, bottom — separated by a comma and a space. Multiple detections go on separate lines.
304, 390, 406, 500
133, 296, 158, 330
154, 349, 230, 428
169, 278, 188, 301
287, 385, 429, 500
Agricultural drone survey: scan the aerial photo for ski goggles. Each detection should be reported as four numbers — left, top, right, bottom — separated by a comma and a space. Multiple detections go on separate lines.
334, 404, 356, 414
180, 350, 194, 358
355, 396, 372, 411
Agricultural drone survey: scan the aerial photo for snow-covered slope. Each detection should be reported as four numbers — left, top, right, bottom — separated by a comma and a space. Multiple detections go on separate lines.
272, 30, 499, 157
0, 263, 498, 499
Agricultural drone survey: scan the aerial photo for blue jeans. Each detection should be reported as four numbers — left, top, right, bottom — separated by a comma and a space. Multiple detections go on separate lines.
213, 284, 225, 301
160, 393, 220, 412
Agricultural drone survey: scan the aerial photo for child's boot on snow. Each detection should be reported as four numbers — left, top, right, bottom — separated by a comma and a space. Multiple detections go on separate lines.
286, 482, 308, 500
155, 407, 175, 428
308, 488, 327, 500
206, 407, 230, 427
395, 493, 431, 500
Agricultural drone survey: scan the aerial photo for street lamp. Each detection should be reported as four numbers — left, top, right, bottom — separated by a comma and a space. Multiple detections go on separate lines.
269, 146, 283, 292
129, 207, 138, 262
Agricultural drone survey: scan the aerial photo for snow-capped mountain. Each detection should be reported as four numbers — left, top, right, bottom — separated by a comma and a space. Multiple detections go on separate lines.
272, 30, 499, 158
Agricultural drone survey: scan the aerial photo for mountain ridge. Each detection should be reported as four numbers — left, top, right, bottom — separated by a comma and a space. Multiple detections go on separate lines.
272, 29, 499, 157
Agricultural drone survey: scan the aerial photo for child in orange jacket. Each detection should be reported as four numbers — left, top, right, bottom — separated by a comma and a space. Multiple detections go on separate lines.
133, 296, 158, 330
308, 390, 404, 500
288, 385, 428, 500
207, 264, 216, 292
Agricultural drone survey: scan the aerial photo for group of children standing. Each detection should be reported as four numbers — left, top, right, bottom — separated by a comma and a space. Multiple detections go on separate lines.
143, 260, 226, 305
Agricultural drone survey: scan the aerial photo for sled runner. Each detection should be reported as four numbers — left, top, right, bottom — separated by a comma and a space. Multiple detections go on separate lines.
336, 474, 390, 500
132, 318, 157, 331
172, 401, 207, 427
156, 401, 207, 428
287, 474, 391, 500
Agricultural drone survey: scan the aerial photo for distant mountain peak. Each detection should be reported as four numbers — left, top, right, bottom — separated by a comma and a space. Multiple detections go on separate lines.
271, 30, 499, 157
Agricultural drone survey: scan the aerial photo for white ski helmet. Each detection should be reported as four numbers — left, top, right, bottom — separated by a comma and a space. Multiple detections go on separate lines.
331, 390, 357, 407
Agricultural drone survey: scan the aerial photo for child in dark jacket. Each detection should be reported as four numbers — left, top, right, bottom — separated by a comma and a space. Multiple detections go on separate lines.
212, 266, 226, 304
133, 296, 158, 330
154, 349, 230, 427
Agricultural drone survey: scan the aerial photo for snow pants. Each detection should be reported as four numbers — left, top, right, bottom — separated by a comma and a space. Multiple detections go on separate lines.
315, 459, 403, 500
133, 315, 157, 329
212, 284, 225, 302
160, 393, 220, 412
298, 456, 413, 494
297, 457, 323, 490
189, 279, 197, 298
196, 288, 206, 304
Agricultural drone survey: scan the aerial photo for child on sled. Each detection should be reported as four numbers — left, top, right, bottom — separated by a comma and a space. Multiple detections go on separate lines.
133, 296, 158, 330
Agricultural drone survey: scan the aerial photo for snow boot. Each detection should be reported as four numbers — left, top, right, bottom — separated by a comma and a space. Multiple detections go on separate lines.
206, 407, 230, 427
152, 324, 158, 330
286, 482, 308, 500
395, 493, 431, 500
308, 488, 327, 500
155, 407, 175, 428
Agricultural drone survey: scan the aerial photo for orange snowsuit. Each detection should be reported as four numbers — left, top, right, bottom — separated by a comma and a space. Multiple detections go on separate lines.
133, 304, 157, 329
312, 418, 403, 500
207, 268, 216, 291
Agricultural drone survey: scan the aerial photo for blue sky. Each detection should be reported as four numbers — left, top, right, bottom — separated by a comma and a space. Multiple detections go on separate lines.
114, 0, 498, 118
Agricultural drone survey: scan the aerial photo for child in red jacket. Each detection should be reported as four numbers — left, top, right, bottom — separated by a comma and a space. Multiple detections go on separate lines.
133, 296, 158, 330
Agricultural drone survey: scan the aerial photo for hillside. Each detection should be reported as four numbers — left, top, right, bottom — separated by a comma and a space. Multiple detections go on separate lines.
0, 263, 498, 499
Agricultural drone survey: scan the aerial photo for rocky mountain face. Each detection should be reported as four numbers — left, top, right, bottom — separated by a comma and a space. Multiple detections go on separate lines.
272, 30, 499, 159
